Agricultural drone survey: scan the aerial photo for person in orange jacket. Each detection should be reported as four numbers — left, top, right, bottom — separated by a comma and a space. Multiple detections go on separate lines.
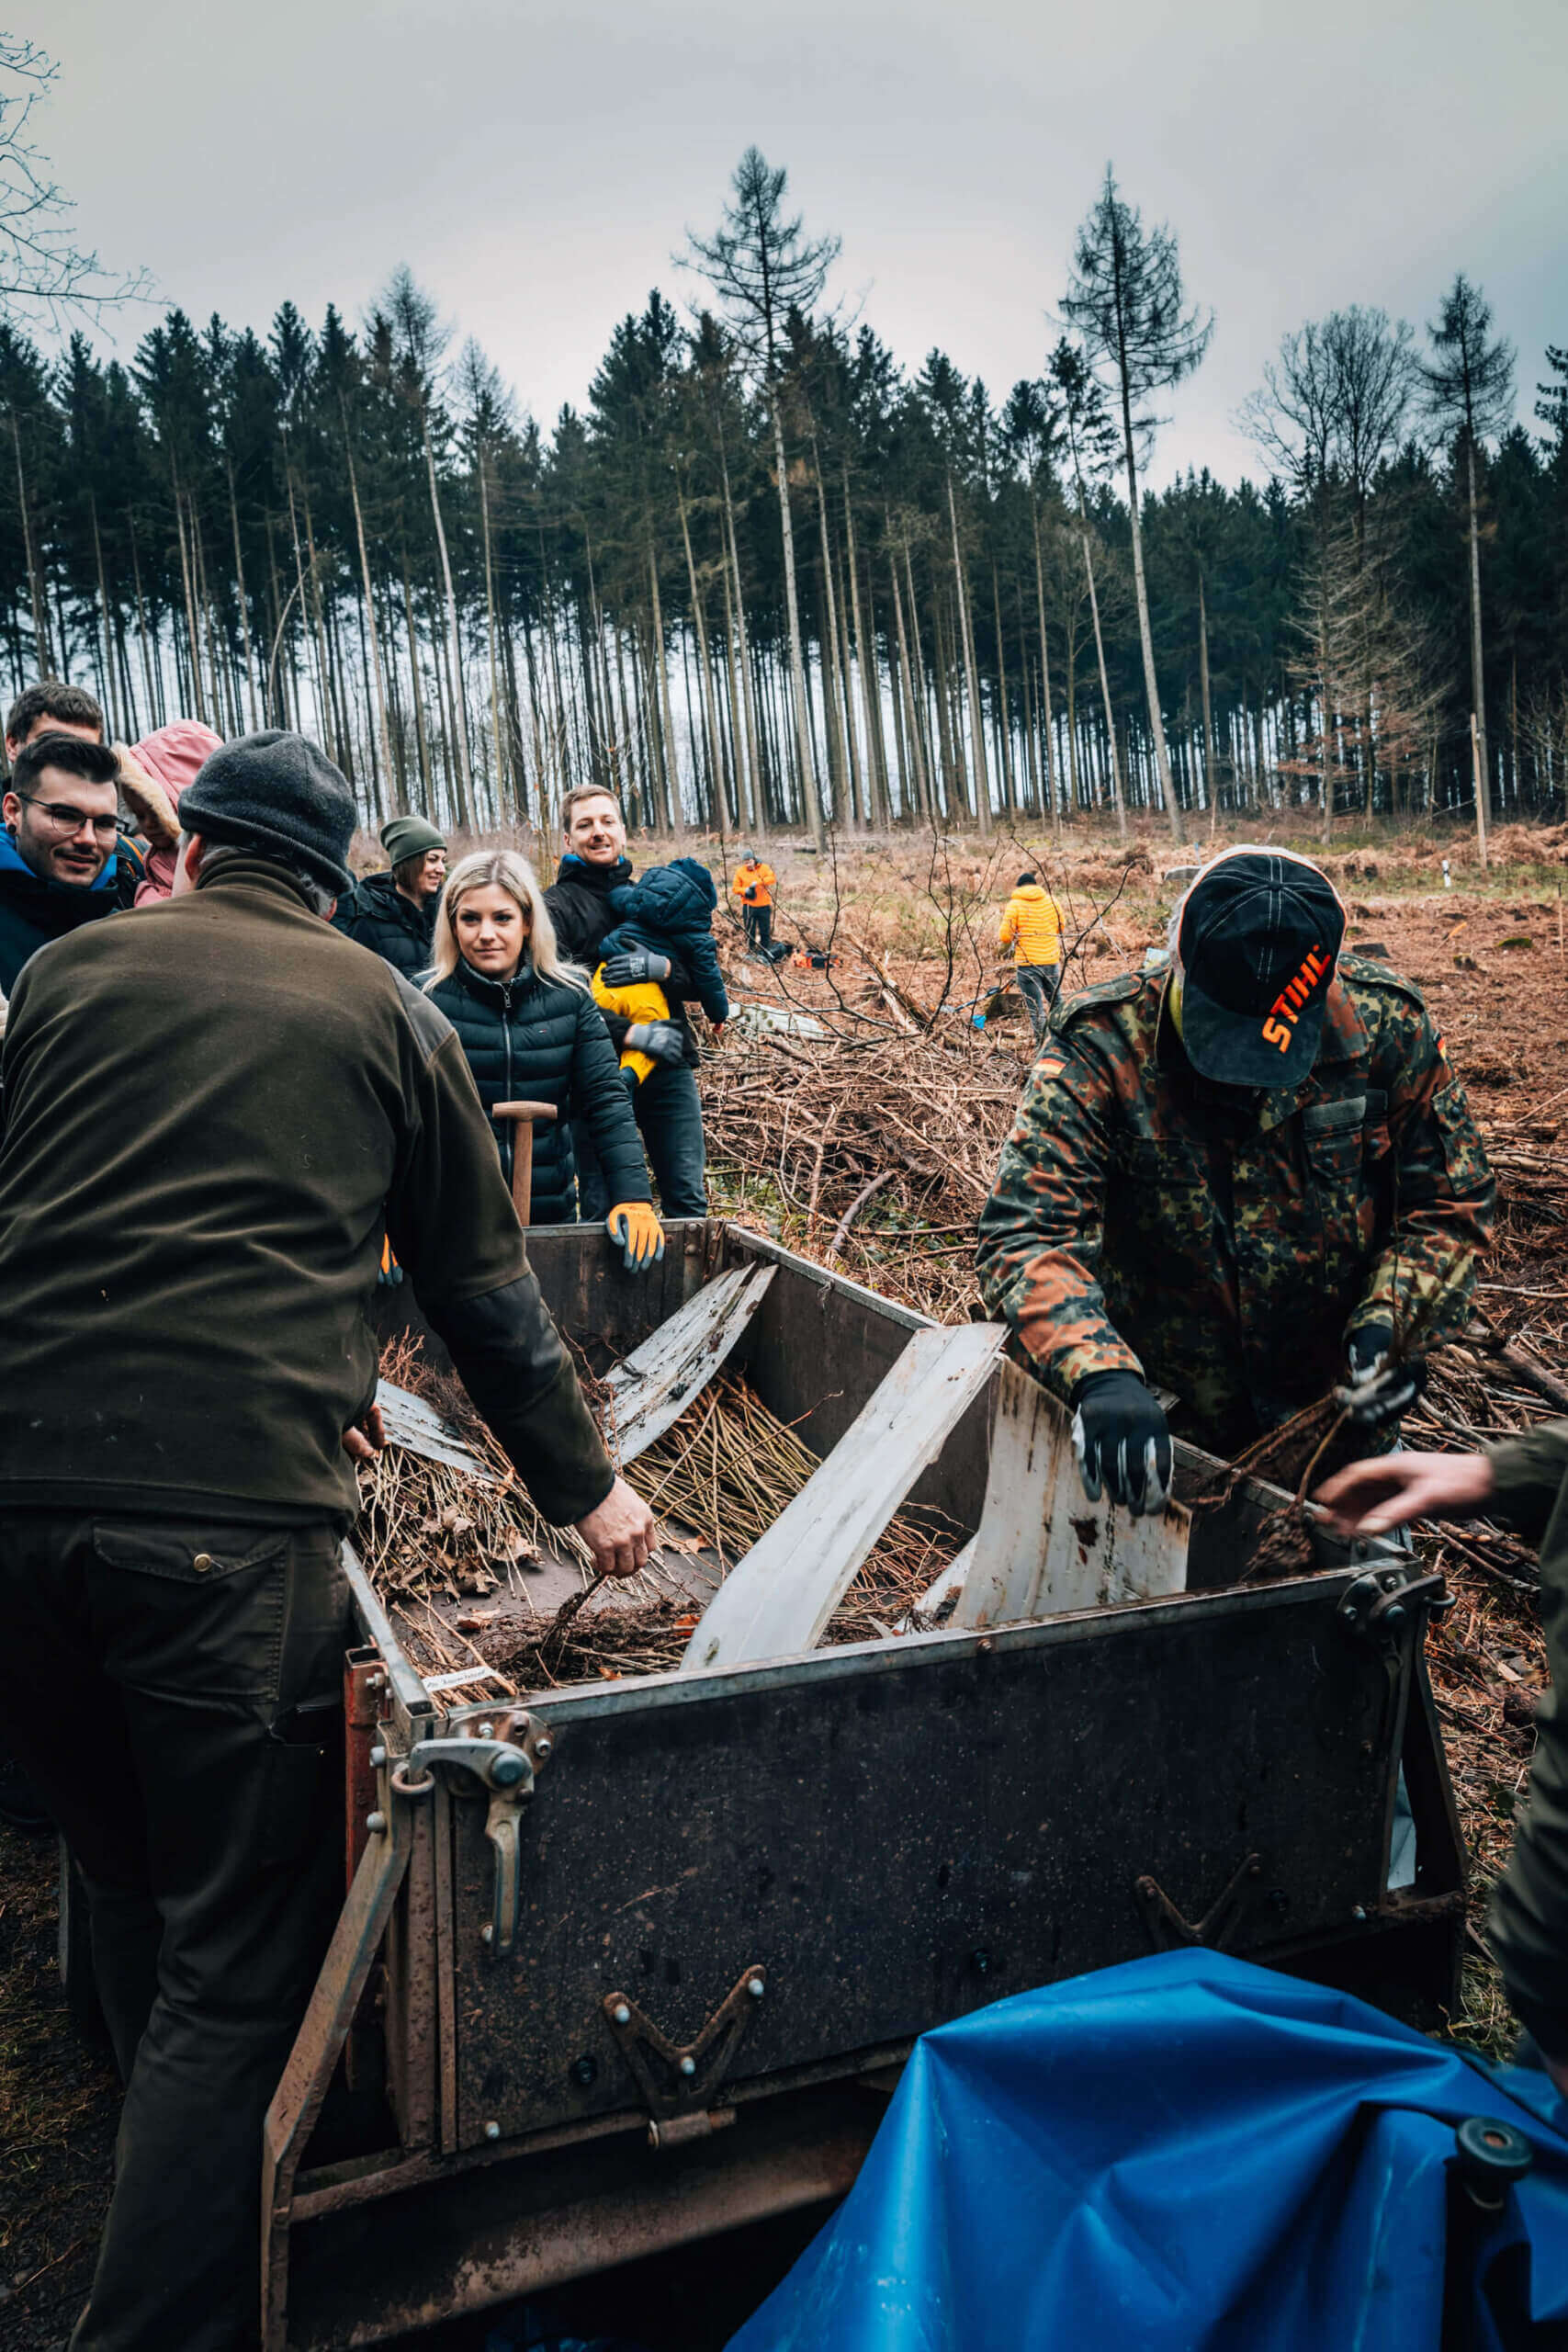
731, 848, 776, 954
998, 870, 1064, 1042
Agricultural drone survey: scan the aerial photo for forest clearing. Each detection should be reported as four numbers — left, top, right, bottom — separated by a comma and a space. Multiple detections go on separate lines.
3, 815, 1566, 2348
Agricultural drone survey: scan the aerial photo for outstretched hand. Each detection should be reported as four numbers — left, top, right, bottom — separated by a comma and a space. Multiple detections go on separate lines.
1313, 1450, 1496, 1538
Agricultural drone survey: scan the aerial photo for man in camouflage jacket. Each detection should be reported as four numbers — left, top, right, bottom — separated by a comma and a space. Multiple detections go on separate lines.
976, 847, 1495, 1507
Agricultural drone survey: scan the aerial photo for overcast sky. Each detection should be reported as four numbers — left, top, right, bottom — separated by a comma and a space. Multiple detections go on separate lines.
42, 0, 1568, 489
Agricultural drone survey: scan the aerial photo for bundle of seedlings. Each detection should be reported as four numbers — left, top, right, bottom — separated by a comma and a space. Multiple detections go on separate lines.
474, 1369, 967, 1692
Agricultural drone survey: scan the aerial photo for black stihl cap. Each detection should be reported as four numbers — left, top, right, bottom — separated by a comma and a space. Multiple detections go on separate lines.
1176, 849, 1346, 1087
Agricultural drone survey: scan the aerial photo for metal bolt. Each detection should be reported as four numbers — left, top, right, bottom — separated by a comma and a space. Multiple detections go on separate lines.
483, 2120, 501, 2142
570, 2054, 598, 2088
491, 1752, 528, 1788
1382, 1603, 1407, 1631
367, 1672, 386, 1691
480, 1924, 493, 1946
476, 1721, 495, 1739
679, 2055, 696, 2077
1344, 1607, 1359, 1623
1351, 1904, 1367, 1921
366, 1811, 387, 1834
535, 1736, 553, 1760
748, 1976, 765, 1999
369, 1745, 387, 1768
613, 2002, 631, 2026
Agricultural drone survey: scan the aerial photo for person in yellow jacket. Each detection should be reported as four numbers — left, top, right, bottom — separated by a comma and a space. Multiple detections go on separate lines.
998, 870, 1064, 1042
732, 849, 776, 953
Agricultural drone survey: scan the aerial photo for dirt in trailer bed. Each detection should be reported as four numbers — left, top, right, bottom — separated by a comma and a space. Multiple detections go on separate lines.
1, 832, 1565, 2340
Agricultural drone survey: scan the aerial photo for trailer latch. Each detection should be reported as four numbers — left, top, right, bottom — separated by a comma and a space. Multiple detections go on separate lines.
602, 1962, 768, 2149
395, 1713, 553, 1956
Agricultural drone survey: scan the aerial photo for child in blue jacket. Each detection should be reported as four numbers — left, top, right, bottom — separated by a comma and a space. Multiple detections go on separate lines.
591, 857, 730, 1083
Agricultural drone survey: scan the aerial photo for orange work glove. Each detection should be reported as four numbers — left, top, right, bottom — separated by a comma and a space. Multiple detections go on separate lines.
607, 1202, 665, 1272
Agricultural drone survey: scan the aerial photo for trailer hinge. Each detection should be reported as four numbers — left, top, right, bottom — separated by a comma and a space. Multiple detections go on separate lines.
1337, 1565, 1451, 1646
1135, 1851, 1268, 1954
603, 1962, 768, 2150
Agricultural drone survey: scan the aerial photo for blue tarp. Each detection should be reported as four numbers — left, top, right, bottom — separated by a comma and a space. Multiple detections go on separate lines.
728, 1951, 1568, 2351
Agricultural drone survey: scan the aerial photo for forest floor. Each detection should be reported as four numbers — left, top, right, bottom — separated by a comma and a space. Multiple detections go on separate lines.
2, 816, 1566, 2344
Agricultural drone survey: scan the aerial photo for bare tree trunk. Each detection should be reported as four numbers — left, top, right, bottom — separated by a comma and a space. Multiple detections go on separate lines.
842, 481, 884, 824
945, 474, 991, 833
676, 487, 727, 831
1198, 571, 1220, 839
807, 435, 848, 825
1113, 367, 1182, 842
225, 461, 260, 730
647, 548, 683, 834
339, 414, 391, 791
172, 471, 208, 724
421, 413, 472, 822
88, 494, 123, 740
1078, 525, 1126, 837
718, 446, 763, 835
887, 548, 930, 817
1032, 507, 1060, 835
476, 447, 506, 814
129, 518, 158, 731
399, 553, 432, 812
991, 563, 1017, 814
770, 397, 823, 846
12, 415, 51, 673
1465, 438, 1493, 826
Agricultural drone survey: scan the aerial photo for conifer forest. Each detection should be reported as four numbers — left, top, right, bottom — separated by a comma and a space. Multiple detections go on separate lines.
7, 143, 1568, 843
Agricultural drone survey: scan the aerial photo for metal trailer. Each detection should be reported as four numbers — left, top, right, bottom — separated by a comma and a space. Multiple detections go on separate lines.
236, 1217, 1462, 2349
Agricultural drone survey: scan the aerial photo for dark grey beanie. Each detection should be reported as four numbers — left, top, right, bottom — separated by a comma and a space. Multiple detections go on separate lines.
178, 730, 356, 893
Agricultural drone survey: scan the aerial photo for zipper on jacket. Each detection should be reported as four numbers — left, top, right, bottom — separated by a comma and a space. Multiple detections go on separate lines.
501, 978, 514, 1181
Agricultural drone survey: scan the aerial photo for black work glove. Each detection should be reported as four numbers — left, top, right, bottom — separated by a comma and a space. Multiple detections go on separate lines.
601, 947, 672, 988
1071, 1371, 1173, 1518
1337, 1324, 1427, 1429
624, 1021, 686, 1068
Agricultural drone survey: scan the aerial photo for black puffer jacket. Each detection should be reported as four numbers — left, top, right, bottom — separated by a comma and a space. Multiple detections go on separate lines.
544, 854, 700, 1067
333, 870, 436, 981
428, 956, 652, 1225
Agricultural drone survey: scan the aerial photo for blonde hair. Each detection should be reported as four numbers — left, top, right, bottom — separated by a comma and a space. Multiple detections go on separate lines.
424, 847, 588, 992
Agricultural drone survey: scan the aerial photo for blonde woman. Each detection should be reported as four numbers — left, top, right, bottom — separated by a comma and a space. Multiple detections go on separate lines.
426, 849, 663, 1270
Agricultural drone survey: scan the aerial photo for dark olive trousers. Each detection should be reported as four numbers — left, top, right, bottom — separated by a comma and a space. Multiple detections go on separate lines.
0, 1510, 349, 2352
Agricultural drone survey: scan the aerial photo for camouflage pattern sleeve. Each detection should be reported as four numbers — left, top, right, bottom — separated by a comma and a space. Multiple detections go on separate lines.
1343, 989, 1495, 1359
976, 1032, 1145, 1401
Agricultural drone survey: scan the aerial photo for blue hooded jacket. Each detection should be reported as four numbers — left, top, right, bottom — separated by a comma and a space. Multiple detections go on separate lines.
0, 829, 129, 994
598, 857, 729, 1027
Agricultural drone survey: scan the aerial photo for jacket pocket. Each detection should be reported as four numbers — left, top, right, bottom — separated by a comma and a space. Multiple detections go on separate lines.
1432, 1079, 1491, 1192
90, 1522, 290, 1701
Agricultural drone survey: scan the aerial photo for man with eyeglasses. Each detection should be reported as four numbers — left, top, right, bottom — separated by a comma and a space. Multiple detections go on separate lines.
0, 732, 140, 992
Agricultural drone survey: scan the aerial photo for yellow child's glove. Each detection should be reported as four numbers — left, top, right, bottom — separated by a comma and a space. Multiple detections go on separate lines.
607, 1202, 666, 1272
592, 967, 672, 1086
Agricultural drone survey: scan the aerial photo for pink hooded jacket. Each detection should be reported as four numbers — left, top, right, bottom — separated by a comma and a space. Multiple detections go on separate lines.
130, 721, 223, 903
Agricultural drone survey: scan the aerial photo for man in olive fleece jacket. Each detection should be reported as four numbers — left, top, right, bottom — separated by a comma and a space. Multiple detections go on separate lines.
0, 729, 651, 2352
1318, 1422, 1568, 2091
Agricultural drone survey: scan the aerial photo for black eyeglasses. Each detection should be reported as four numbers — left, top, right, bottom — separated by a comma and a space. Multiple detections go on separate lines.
19, 795, 119, 841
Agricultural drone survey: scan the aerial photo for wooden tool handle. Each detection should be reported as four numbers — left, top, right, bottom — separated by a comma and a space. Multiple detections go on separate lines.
491, 1102, 559, 1227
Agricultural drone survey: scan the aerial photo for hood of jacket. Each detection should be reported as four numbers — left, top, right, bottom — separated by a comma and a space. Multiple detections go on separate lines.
0, 826, 119, 900
1010, 884, 1048, 905
608, 856, 716, 935
555, 852, 634, 897
352, 867, 433, 932
131, 719, 222, 807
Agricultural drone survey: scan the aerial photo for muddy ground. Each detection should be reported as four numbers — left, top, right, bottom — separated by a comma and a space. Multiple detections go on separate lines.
2, 823, 1565, 2345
